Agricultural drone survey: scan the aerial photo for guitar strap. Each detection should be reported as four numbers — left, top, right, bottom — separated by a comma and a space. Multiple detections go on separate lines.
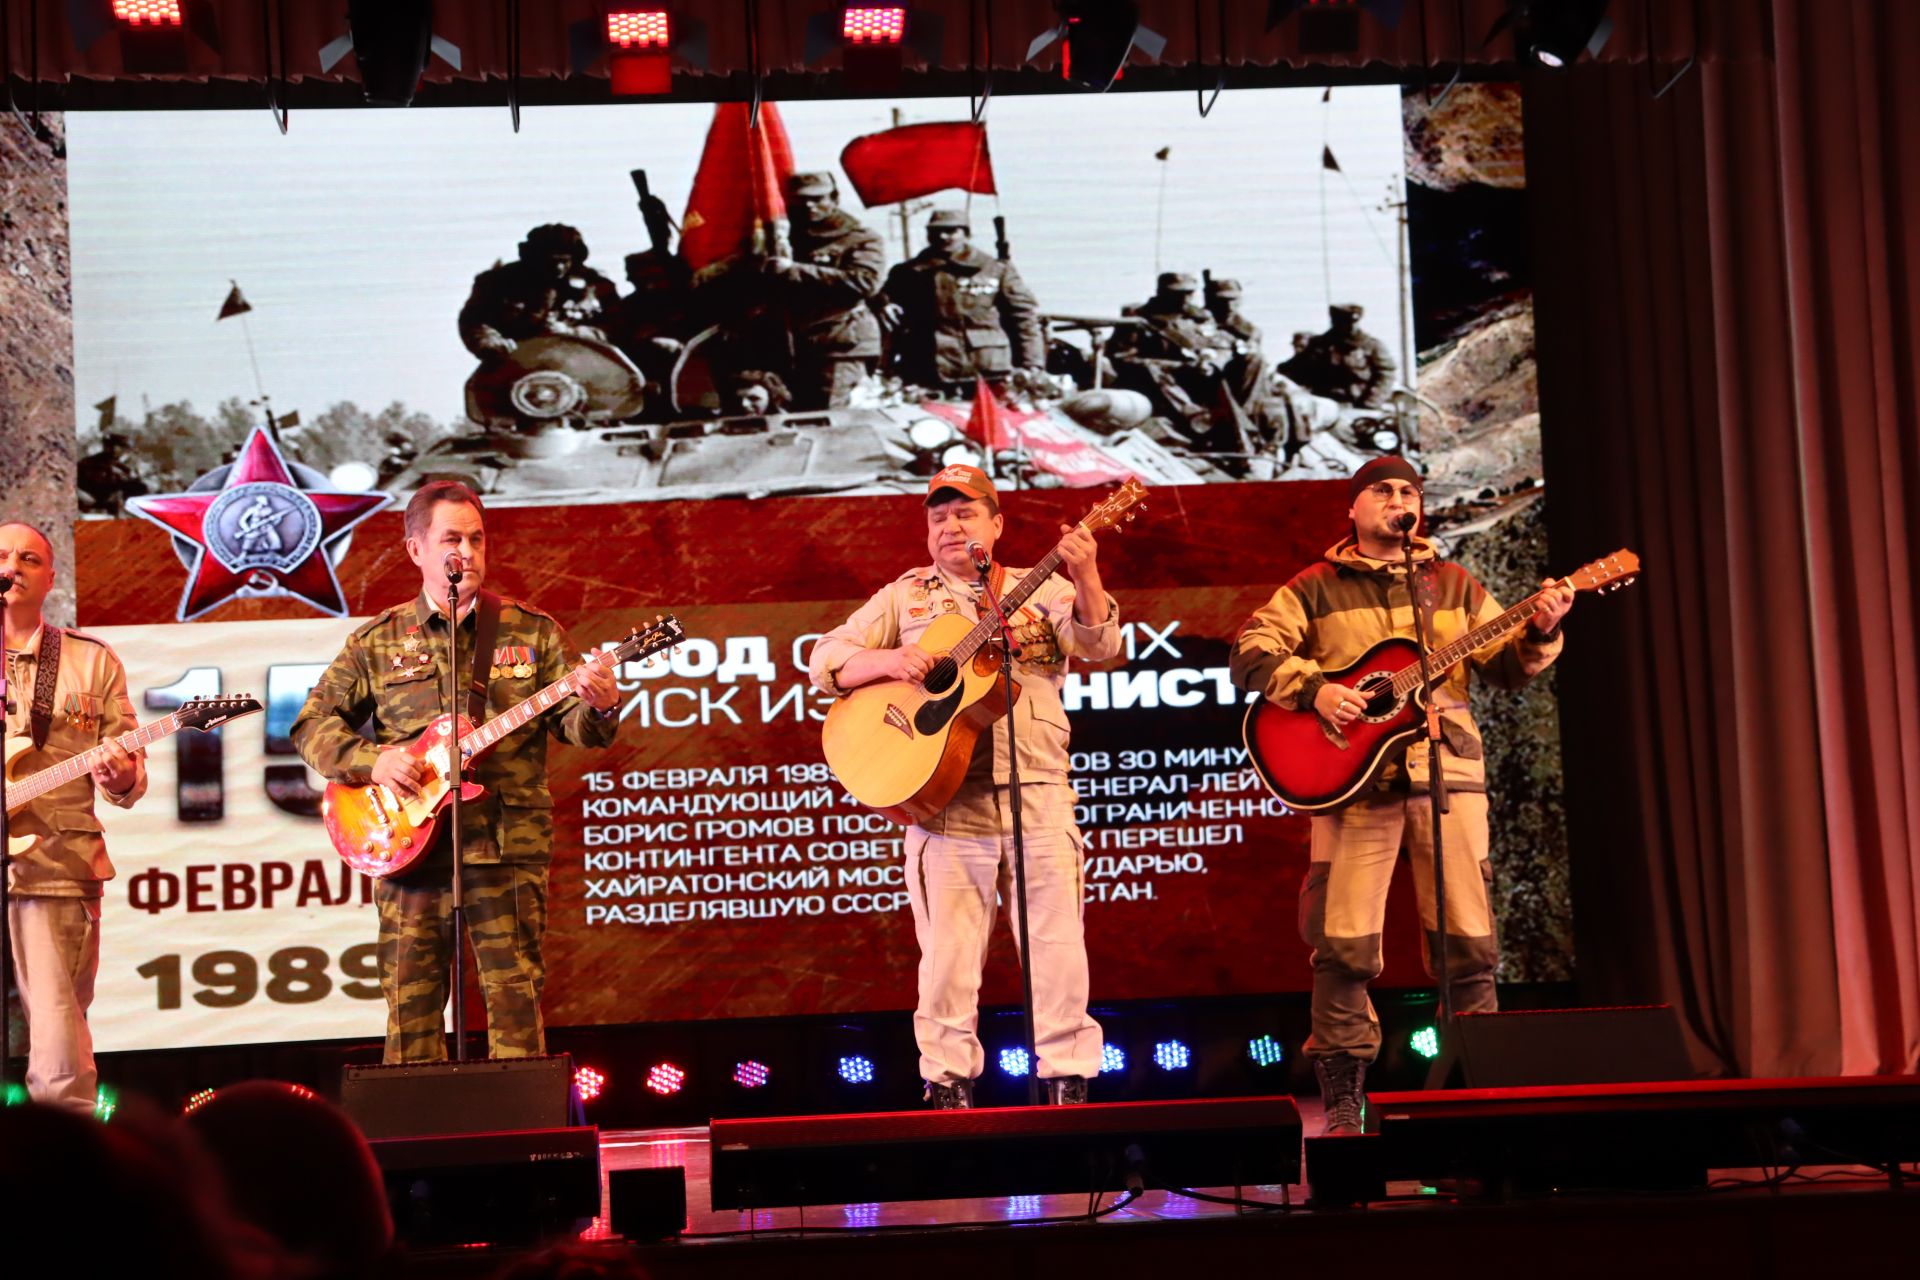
29, 626, 62, 750
467, 591, 502, 725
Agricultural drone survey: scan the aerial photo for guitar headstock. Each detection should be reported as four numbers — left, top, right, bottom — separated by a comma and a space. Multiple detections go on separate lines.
177, 695, 264, 731
1080, 477, 1149, 536
1568, 549, 1641, 595
612, 614, 688, 667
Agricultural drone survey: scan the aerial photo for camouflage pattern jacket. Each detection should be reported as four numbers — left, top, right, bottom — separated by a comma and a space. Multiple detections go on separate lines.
770, 210, 886, 359
291, 594, 619, 865
4, 627, 147, 896
1229, 535, 1561, 793
880, 246, 1045, 384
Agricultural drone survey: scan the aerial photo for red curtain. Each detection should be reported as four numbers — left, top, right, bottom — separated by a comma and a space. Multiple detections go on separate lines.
1530, 0, 1920, 1077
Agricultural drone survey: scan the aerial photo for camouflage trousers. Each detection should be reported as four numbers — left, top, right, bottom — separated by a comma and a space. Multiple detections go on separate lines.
1301, 791, 1498, 1064
372, 863, 549, 1063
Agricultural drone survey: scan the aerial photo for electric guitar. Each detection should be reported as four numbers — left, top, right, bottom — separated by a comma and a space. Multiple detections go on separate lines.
6, 694, 262, 820
1242, 549, 1640, 813
322, 616, 684, 878
821, 480, 1148, 826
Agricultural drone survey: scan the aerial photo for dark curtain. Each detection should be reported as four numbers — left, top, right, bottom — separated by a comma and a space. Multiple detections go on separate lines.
1531, 0, 1920, 1077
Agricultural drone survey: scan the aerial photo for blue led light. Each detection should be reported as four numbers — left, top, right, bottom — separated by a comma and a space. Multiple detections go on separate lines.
1101, 1042, 1127, 1073
838, 1054, 876, 1084
733, 1060, 770, 1088
1247, 1034, 1285, 1068
1152, 1039, 1191, 1071
998, 1047, 1031, 1077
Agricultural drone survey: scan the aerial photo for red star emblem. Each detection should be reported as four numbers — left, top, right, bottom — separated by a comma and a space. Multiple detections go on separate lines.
126, 426, 390, 620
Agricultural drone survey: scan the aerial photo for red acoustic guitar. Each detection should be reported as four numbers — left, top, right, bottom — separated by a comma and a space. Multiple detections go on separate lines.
1242, 550, 1639, 813
322, 616, 683, 877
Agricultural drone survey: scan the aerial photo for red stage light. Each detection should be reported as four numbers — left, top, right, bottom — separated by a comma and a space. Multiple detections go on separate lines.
606, 10, 672, 49
575, 1065, 607, 1102
645, 1063, 686, 1096
182, 1087, 218, 1114
113, 0, 183, 26
842, 6, 907, 45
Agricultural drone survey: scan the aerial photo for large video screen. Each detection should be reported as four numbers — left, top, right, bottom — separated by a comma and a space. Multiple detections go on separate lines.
60, 84, 1561, 1051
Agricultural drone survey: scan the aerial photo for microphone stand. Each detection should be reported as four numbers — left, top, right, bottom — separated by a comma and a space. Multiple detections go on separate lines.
444, 564, 471, 1062
1401, 524, 1456, 1069
1, 656, 13, 1095
973, 551, 1042, 1107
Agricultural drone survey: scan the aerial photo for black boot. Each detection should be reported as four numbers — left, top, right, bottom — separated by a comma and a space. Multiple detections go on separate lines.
1313, 1054, 1367, 1136
925, 1079, 974, 1109
1044, 1075, 1088, 1105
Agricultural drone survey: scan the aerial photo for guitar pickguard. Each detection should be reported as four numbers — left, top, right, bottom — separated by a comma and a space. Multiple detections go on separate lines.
912, 682, 965, 737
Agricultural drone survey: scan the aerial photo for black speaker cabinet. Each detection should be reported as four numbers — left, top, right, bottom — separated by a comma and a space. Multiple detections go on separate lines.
341, 1054, 578, 1139
608, 1165, 688, 1242
1427, 1004, 1692, 1088
368, 1127, 601, 1247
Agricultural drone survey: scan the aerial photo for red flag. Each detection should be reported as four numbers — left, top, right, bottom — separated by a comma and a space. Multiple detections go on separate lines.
679, 103, 796, 275
840, 121, 996, 208
964, 376, 1012, 452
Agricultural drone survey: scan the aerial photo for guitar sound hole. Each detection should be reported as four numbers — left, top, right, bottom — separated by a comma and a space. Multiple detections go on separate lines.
1355, 677, 1399, 721
922, 657, 959, 694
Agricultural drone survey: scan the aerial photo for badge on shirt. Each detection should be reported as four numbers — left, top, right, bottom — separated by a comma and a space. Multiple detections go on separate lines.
492, 645, 535, 679
62, 692, 102, 734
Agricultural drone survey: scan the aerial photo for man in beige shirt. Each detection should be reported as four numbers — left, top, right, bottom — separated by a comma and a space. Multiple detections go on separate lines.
3, 523, 145, 1113
810, 466, 1121, 1107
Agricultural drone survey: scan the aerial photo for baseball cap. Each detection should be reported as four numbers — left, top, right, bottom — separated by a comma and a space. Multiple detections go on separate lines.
925, 463, 999, 513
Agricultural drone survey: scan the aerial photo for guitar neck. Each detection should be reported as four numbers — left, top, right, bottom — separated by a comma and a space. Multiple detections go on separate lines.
948, 544, 1070, 663
459, 653, 608, 755
1387, 580, 1558, 699
9, 711, 182, 808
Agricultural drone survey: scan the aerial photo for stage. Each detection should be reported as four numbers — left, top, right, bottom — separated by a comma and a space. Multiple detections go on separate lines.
397, 1091, 1918, 1279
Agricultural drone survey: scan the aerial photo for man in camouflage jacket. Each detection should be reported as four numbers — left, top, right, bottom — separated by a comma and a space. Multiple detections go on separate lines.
292, 483, 621, 1062
878, 207, 1045, 394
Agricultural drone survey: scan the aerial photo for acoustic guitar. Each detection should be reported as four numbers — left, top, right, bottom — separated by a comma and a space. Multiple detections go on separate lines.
6, 694, 262, 820
821, 480, 1147, 826
1242, 549, 1639, 813
322, 616, 684, 878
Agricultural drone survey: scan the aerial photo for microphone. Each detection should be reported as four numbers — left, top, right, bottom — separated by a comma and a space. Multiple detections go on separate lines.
443, 552, 465, 583
0, 572, 13, 592
1389, 512, 1419, 535
966, 540, 991, 573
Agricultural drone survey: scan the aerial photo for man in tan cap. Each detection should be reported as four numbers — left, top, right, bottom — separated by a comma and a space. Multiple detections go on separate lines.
758, 170, 886, 409
809, 465, 1121, 1108
877, 207, 1045, 395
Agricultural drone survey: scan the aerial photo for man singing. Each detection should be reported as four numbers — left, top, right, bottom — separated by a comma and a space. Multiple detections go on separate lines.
2, 522, 145, 1112
1230, 457, 1572, 1134
810, 465, 1120, 1107
292, 482, 622, 1062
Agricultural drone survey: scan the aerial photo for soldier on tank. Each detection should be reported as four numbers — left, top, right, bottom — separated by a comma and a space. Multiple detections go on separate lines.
757, 172, 886, 410
607, 248, 698, 420
457, 223, 623, 364
76, 432, 149, 514
876, 208, 1045, 396
1281, 303, 1399, 409
1109, 272, 1245, 452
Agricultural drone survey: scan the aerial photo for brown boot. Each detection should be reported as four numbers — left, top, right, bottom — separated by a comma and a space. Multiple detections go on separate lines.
1313, 1054, 1367, 1136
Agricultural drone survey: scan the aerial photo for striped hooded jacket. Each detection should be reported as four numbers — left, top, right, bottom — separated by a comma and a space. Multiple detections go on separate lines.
1229, 534, 1563, 793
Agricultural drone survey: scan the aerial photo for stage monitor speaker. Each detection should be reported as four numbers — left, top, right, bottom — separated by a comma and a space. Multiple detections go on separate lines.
1427, 1004, 1692, 1089
369, 1126, 601, 1247
608, 1166, 688, 1242
341, 1054, 578, 1139
710, 1095, 1301, 1209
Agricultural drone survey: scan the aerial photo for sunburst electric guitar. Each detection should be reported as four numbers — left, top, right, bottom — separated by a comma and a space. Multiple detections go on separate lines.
821, 479, 1148, 826
6, 694, 262, 823
1241, 549, 1639, 813
322, 616, 685, 878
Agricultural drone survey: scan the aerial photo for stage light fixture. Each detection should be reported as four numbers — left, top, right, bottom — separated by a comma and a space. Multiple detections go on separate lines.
2, 1084, 26, 1107
1153, 1040, 1192, 1071
605, 6, 674, 94
1101, 1043, 1128, 1073
733, 1060, 771, 1089
607, 8, 671, 47
645, 1063, 686, 1096
575, 1066, 607, 1102
838, 1055, 876, 1085
94, 1086, 119, 1122
112, 0, 182, 26
317, 1, 462, 108
998, 1047, 1032, 1078
1247, 1035, 1286, 1068
1410, 1025, 1441, 1059
1490, 1, 1613, 69
1026, 1, 1166, 93
842, 5, 907, 43
182, 1087, 218, 1114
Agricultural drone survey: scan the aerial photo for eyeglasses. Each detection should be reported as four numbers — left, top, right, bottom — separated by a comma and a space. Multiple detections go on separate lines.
1364, 482, 1421, 501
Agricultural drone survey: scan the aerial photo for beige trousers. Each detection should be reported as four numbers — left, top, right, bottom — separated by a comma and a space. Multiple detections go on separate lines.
905, 781, 1103, 1084
7, 896, 102, 1114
